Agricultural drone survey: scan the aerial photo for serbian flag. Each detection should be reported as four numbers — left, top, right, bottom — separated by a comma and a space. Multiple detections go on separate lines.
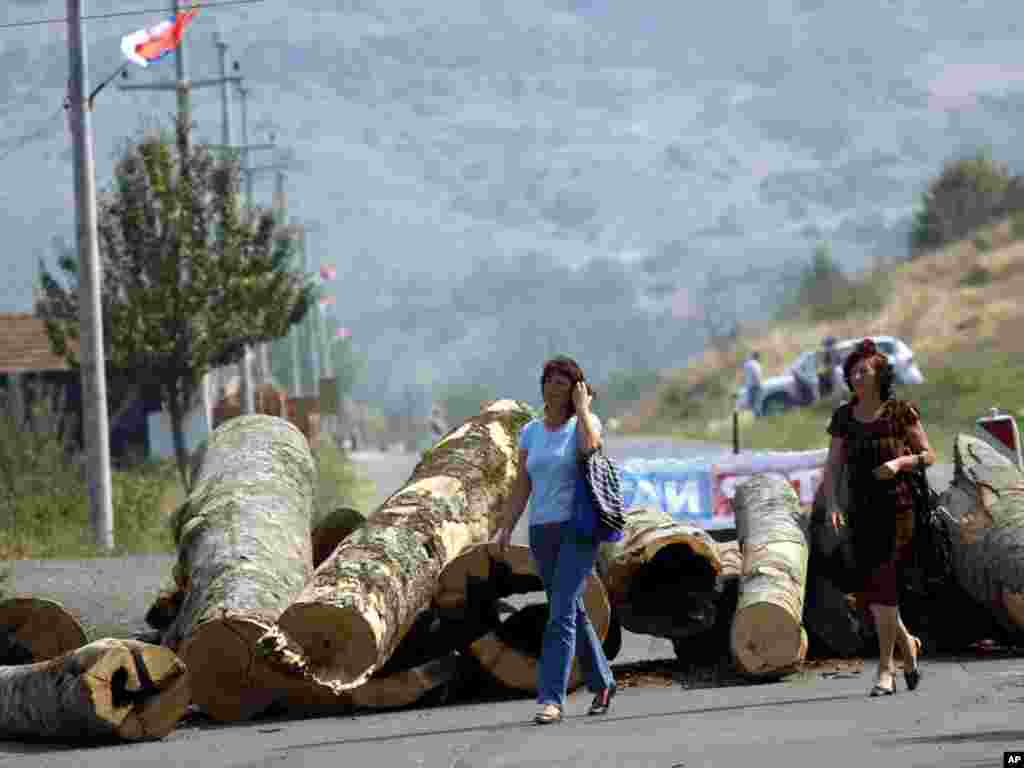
318, 294, 336, 309
335, 326, 351, 340
120, 8, 199, 68
319, 264, 337, 281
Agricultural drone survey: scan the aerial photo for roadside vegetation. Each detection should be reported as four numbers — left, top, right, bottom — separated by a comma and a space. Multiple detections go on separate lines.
618, 150, 1024, 462
0, 383, 374, 562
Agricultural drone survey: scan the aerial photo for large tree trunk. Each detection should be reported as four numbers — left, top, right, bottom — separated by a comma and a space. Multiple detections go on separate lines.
162, 414, 317, 722
596, 507, 721, 640
941, 434, 1024, 642
434, 542, 609, 693
0, 598, 87, 665
258, 400, 533, 694
730, 475, 810, 678
0, 639, 189, 742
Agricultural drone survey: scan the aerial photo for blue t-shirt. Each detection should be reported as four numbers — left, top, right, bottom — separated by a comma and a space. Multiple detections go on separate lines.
519, 414, 602, 526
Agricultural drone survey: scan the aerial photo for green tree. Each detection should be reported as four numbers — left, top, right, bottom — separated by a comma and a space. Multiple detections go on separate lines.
36, 118, 314, 489
910, 148, 1011, 257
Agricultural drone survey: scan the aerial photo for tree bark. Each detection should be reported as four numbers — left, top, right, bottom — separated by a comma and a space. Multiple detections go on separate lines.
0, 638, 189, 742
730, 475, 810, 678
941, 434, 1024, 642
162, 414, 317, 722
312, 506, 367, 569
596, 507, 721, 640
258, 400, 533, 694
0, 598, 87, 665
435, 542, 609, 693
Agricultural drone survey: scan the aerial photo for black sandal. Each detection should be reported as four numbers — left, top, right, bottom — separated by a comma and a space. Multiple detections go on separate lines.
588, 685, 616, 716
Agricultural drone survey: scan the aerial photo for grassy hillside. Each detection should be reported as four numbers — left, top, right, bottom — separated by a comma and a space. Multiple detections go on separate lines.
620, 219, 1024, 463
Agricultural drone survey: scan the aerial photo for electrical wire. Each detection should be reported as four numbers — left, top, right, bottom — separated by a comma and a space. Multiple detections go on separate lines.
0, 0, 267, 31
0, 103, 68, 163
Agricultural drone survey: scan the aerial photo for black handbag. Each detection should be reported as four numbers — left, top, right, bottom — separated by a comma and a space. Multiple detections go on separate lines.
905, 465, 954, 594
579, 446, 627, 536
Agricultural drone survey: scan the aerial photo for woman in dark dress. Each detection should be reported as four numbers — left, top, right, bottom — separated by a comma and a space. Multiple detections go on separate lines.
821, 339, 935, 695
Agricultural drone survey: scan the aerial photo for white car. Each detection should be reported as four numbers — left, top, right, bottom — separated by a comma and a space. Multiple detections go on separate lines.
737, 335, 924, 416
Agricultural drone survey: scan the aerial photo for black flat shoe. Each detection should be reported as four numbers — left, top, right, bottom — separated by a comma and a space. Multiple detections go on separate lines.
588, 685, 616, 715
904, 636, 923, 691
904, 666, 921, 691
869, 683, 894, 697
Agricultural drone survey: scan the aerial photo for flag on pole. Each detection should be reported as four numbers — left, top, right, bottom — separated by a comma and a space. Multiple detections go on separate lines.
319, 264, 337, 281
335, 327, 351, 340
120, 8, 199, 68
318, 294, 336, 308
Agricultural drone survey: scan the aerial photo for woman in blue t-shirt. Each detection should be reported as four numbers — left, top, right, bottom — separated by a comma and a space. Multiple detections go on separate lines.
494, 355, 616, 724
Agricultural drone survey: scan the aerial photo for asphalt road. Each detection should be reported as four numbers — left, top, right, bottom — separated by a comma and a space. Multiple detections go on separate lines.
4, 652, 1022, 767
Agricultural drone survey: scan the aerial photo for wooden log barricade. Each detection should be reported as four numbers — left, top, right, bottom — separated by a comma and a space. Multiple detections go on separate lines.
941, 434, 1024, 644
0, 638, 189, 742
258, 400, 533, 698
160, 414, 318, 722
730, 475, 810, 678
434, 542, 609, 693
0, 598, 87, 666
596, 507, 721, 642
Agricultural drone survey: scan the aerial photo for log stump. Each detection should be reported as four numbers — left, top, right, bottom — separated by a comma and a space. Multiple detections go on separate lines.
259, 400, 533, 694
730, 475, 810, 678
0, 598, 87, 665
941, 434, 1024, 643
435, 542, 609, 693
597, 507, 721, 641
162, 414, 318, 722
0, 639, 189, 742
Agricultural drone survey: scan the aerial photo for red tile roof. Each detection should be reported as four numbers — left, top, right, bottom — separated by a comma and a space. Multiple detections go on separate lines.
0, 314, 73, 373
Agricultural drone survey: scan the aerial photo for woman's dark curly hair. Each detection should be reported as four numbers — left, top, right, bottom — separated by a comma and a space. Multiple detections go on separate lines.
540, 356, 594, 418
842, 338, 895, 401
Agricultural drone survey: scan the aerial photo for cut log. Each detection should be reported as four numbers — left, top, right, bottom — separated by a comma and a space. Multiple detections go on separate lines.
312, 506, 367, 569
0, 598, 87, 665
161, 414, 318, 722
730, 475, 810, 678
435, 542, 609, 693
0, 638, 189, 742
258, 400, 533, 694
673, 539, 741, 663
940, 434, 1024, 643
597, 507, 721, 640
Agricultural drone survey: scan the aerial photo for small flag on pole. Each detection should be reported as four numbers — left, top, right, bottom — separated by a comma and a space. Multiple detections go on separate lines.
120, 7, 199, 68
335, 326, 351, 340
319, 264, 337, 281
318, 295, 336, 308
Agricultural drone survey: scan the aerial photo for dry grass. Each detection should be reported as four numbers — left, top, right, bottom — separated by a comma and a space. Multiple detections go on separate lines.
626, 218, 1024, 439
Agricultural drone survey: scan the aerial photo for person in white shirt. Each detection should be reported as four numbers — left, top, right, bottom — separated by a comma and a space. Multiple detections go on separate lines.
743, 351, 764, 417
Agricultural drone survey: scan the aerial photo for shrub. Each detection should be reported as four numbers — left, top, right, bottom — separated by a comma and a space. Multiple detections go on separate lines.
960, 265, 993, 287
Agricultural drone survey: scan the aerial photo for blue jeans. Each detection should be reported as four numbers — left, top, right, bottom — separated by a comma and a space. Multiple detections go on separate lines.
529, 521, 615, 709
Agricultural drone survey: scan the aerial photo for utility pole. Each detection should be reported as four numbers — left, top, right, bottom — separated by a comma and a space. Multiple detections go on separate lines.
67, 0, 115, 550
119, 1, 243, 428
248, 161, 298, 396
235, 83, 276, 395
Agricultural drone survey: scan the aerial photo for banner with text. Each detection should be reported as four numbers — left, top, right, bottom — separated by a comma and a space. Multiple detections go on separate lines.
619, 450, 827, 530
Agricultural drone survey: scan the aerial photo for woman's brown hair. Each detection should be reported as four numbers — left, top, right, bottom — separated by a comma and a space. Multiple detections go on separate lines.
842, 338, 895, 401
540, 356, 594, 418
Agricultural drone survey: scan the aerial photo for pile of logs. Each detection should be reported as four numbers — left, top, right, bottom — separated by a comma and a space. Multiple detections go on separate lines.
5, 405, 1024, 741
